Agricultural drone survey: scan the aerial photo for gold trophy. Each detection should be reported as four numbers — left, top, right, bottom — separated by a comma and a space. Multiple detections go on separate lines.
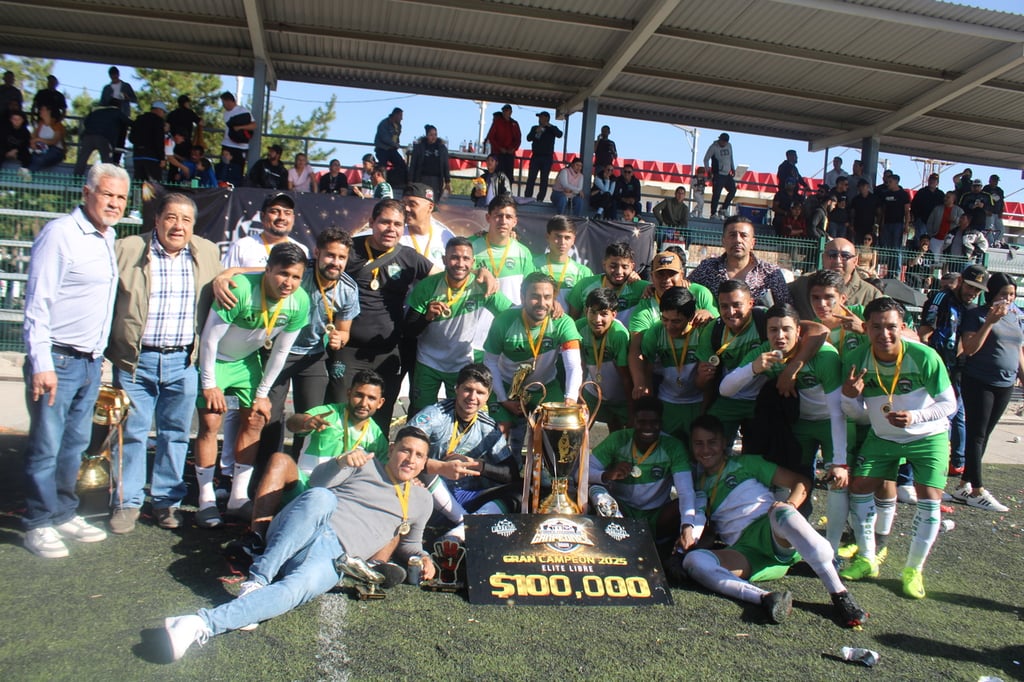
78, 384, 131, 492
521, 381, 601, 514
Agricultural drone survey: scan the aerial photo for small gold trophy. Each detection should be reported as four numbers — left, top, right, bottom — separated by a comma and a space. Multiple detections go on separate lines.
521, 382, 601, 514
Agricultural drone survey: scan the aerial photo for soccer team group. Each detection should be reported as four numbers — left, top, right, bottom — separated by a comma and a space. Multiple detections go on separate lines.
24, 164, 1003, 660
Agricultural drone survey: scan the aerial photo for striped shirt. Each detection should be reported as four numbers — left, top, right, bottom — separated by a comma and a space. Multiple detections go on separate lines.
141, 237, 195, 347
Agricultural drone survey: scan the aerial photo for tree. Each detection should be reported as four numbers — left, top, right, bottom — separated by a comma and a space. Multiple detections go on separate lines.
261, 95, 338, 163
0, 55, 55, 102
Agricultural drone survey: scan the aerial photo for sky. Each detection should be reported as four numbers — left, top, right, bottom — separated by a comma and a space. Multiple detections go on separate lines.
31, 0, 1024, 202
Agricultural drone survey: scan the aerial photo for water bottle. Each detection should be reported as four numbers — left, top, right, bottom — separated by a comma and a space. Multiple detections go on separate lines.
841, 646, 879, 667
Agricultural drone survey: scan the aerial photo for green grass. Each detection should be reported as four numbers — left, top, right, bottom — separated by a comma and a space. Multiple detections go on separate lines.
0, 432, 1021, 681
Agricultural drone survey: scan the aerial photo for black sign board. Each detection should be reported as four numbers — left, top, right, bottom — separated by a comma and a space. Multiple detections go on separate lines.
465, 514, 672, 606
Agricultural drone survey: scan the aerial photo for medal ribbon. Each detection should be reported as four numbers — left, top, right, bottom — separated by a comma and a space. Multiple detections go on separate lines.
522, 311, 551, 364
631, 440, 658, 469
341, 409, 370, 453
591, 329, 609, 372
260, 281, 286, 341
448, 414, 479, 454
666, 324, 694, 377
715, 316, 753, 357
314, 269, 335, 325
486, 236, 512, 278
701, 466, 726, 513
365, 241, 395, 286
409, 226, 433, 258
387, 472, 411, 527
601, 275, 625, 298
546, 255, 570, 290
871, 339, 904, 408
445, 275, 471, 309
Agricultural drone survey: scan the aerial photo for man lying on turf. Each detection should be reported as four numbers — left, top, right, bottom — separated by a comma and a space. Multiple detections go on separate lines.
681, 414, 868, 627
161, 426, 436, 661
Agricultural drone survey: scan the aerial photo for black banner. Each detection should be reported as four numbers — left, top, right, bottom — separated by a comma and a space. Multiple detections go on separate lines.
142, 185, 656, 270
465, 514, 672, 606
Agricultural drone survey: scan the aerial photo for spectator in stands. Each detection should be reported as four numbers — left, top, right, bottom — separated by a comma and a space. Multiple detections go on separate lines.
691, 167, 707, 218
165, 134, 196, 184
829, 181, 850, 239
875, 173, 911, 272
911, 173, 944, 240
524, 111, 562, 203
215, 148, 244, 187
370, 165, 393, 200
0, 71, 22, 113
778, 201, 807, 238
28, 104, 66, 172
689, 215, 792, 307
614, 164, 642, 214
552, 157, 585, 216
166, 95, 200, 142
75, 102, 131, 177
704, 133, 736, 218
484, 104, 521, 183
808, 194, 836, 239
905, 236, 936, 291
374, 107, 407, 187
129, 101, 167, 182
788, 238, 882, 321
952, 167, 973, 202
771, 178, 801, 235
471, 154, 511, 208
983, 175, 1005, 245
845, 160, 865, 202
318, 158, 349, 195
875, 168, 894, 196
856, 233, 878, 279
409, 124, 451, 203
287, 152, 314, 192
248, 144, 289, 190
959, 177, 993, 233
653, 186, 690, 229
590, 164, 617, 219
1, 109, 32, 178
31, 75, 67, 121
352, 153, 376, 198
195, 156, 216, 188
848, 179, 878, 245
824, 156, 848, 188
776, 150, 809, 192
594, 125, 617, 173
925, 191, 963, 260
100, 66, 137, 119
219, 91, 255, 175
22, 163, 129, 559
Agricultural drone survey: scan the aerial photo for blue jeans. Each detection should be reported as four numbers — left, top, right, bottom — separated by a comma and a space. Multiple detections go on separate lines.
112, 349, 197, 509
199, 487, 342, 635
880, 222, 905, 273
949, 386, 965, 468
22, 350, 103, 530
552, 192, 583, 216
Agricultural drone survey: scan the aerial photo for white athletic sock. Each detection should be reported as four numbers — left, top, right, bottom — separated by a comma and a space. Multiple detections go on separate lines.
220, 409, 238, 475
906, 499, 940, 571
849, 493, 876, 561
427, 477, 465, 524
769, 504, 845, 594
683, 549, 767, 604
874, 496, 897, 548
196, 465, 217, 509
825, 488, 849, 552
228, 463, 254, 509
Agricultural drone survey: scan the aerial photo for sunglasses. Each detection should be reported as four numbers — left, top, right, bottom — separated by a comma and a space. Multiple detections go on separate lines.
826, 250, 856, 260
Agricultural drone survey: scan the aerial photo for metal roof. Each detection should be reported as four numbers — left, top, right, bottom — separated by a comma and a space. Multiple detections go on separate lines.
1, 0, 1022, 168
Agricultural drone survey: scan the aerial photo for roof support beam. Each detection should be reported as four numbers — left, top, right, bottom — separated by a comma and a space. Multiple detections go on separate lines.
242, 0, 277, 90
810, 42, 1024, 150
561, 0, 682, 115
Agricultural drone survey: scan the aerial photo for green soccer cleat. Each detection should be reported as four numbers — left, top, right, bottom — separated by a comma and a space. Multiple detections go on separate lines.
839, 556, 879, 581
902, 567, 926, 599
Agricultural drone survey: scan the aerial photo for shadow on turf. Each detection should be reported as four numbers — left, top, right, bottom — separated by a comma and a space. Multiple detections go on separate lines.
874, 633, 1024, 680
136, 627, 176, 665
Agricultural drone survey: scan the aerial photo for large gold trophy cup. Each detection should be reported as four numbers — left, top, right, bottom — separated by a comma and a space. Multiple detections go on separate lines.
521, 381, 601, 515
78, 384, 131, 492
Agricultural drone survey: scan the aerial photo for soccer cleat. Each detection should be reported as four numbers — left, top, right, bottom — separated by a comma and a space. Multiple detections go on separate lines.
947, 482, 972, 503
831, 591, 869, 628
837, 543, 859, 559
236, 580, 264, 631
368, 561, 407, 589
55, 515, 108, 543
901, 567, 926, 599
163, 615, 211, 661
334, 554, 385, 584
24, 527, 69, 559
875, 546, 889, 565
195, 506, 223, 529
966, 489, 1009, 512
839, 556, 879, 581
762, 590, 793, 624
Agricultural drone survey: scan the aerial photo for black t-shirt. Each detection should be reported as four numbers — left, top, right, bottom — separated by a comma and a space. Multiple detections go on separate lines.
849, 193, 878, 233
166, 107, 200, 140
345, 236, 433, 350
318, 172, 349, 194
877, 188, 910, 224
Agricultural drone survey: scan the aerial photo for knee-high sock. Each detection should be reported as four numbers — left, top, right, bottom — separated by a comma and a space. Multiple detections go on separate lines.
769, 504, 845, 594
825, 488, 849, 551
228, 463, 254, 508
427, 477, 465, 524
196, 465, 217, 509
682, 549, 767, 604
874, 496, 897, 548
849, 493, 876, 561
906, 499, 941, 571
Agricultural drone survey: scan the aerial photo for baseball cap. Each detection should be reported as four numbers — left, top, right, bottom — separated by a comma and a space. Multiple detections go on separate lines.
652, 251, 684, 273
262, 192, 294, 211
151, 101, 167, 112
501, 104, 512, 111
960, 264, 990, 290
536, 111, 551, 118
718, 133, 729, 141
403, 183, 435, 203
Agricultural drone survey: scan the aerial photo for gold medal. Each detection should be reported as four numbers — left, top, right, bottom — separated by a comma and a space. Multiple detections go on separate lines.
263, 338, 274, 350
772, 349, 784, 359
369, 278, 380, 291
398, 521, 411, 536
881, 403, 892, 414
325, 323, 336, 334
630, 465, 642, 478
595, 372, 602, 383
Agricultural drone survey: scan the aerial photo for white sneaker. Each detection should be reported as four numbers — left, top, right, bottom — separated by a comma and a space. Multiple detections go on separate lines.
948, 481, 972, 503
966, 489, 1009, 512
237, 580, 264, 631
163, 615, 211, 662
25, 527, 69, 558
896, 484, 918, 504
54, 515, 107, 543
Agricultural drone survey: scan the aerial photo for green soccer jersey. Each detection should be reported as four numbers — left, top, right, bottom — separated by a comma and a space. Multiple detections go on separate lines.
294, 403, 388, 476
408, 272, 513, 371
533, 255, 593, 309
484, 308, 582, 390
567, 275, 650, 327
695, 310, 766, 371
818, 303, 866, 359
576, 318, 630, 402
640, 322, 708, 405
591, 429, 690, 512
471, 235, 534, 305
697, 455, 777, 545
212, 273, 311, 362
733, 341, 843, 417
628, 283, 718, 336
